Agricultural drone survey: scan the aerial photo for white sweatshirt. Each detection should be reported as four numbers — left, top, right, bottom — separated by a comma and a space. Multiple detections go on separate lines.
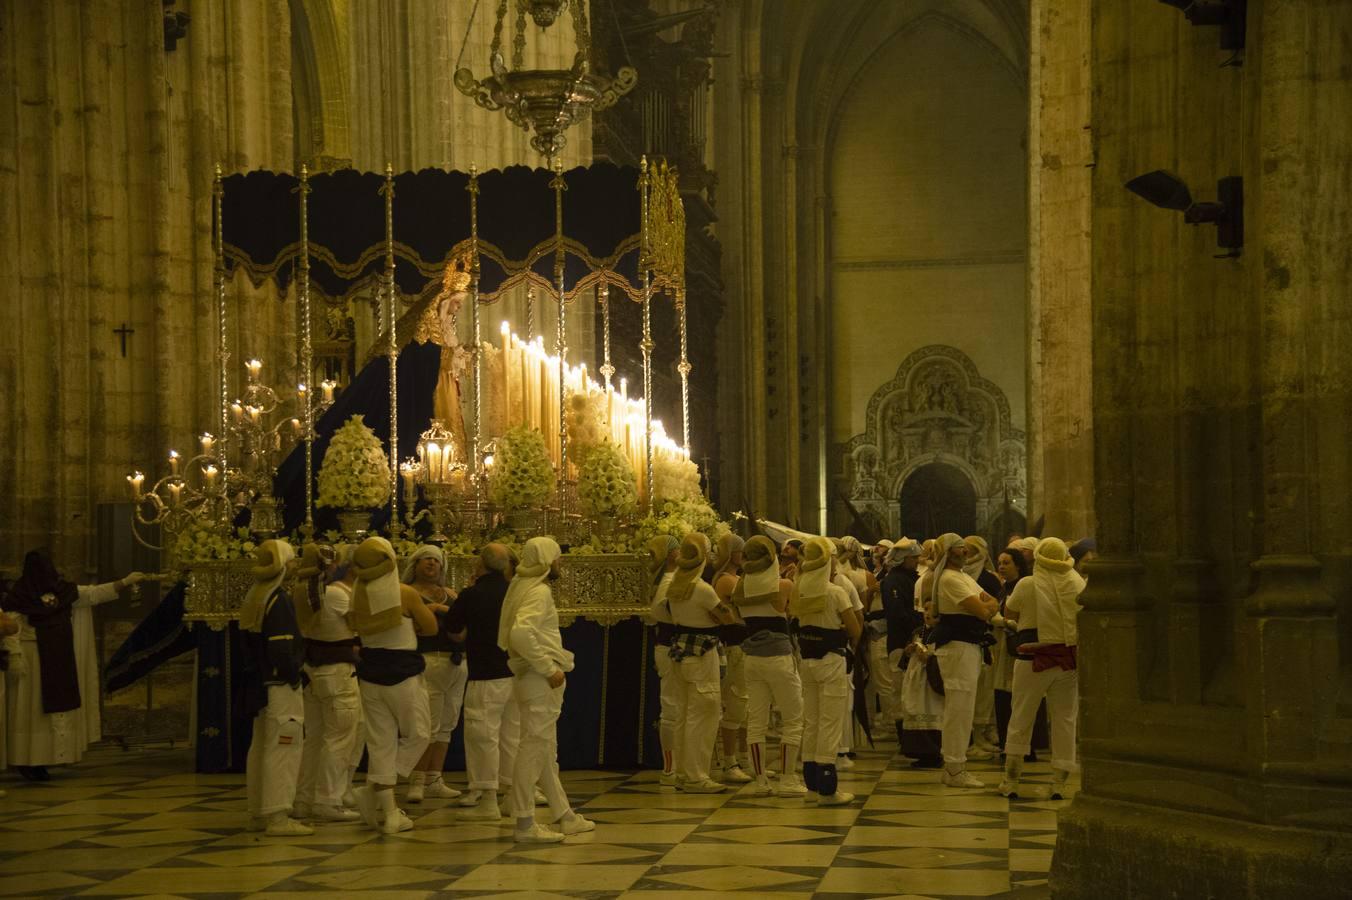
507, 582, 576, 678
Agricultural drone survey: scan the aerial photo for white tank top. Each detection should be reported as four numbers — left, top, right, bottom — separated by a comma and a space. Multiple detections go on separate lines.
360, 612, 417, 650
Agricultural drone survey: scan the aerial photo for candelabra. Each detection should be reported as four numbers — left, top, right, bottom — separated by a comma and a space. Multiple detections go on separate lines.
399, 419, 490, 545
128, 432, 236, 552
225, 359, 335, 536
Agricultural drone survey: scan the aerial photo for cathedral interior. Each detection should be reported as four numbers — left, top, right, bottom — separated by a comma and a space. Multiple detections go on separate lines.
2, 0, 1351, 897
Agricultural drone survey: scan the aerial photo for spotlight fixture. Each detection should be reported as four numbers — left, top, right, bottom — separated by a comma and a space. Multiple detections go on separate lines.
1124, 170, 1243, 257
1158, 0, 1246, 52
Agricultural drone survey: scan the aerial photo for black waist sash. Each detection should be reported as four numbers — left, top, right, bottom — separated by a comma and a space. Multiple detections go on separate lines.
356, 648, 425, 686
1013, 628, 1038, 661
718, 623, 749, 646
797, 625, 848, 659
652, 622, 675, 645
932, 614, 989, 648
744, 616, 790, 638
306, 638, 359, 668
672, 624, 721, 637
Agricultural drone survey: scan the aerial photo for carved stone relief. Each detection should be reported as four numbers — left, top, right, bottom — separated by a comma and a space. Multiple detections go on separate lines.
837, 345, 1026, 537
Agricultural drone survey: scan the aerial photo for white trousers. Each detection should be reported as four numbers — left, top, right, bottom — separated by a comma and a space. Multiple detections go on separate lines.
296, 663, 362, 808
1005, 660, 1079, 772
246, 684, 305, 818
463, 677, 521, 791
867, 636, 897, 725
800, 654, 849, 764
973, 656, 996, 728
423, 654, 468, 743
508, 671, 571, 820
654, 645, 684, 773
935, 641, 982, 767
744, 653, 803, 747
361, 675, 430, 785
719, 645, 748, 731
668, 650, 722, 783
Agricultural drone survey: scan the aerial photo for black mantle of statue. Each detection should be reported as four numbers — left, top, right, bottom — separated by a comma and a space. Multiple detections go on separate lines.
221, 164, 646, 301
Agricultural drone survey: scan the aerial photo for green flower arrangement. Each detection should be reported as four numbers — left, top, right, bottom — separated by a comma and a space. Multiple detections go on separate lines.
489, 425, 556, 510
576, 440, 638, 519
173, 526, 260, 564
631, 497, 730, 552
318, 415, 390, 509
565, 389, 607, 460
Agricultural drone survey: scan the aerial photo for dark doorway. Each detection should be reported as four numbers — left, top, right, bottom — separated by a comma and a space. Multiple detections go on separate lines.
900, 463, 976, 539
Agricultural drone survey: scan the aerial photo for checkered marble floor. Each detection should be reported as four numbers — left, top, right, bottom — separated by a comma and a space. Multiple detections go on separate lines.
0, 737, 1070, 898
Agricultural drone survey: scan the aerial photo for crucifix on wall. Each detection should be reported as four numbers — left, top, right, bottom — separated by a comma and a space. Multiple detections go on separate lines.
114, 323, 134, 358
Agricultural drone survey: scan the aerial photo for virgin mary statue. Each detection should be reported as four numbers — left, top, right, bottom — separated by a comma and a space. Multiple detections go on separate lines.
413, 259, 472, 463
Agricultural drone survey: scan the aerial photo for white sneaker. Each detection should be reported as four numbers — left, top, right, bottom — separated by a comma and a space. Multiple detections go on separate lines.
312, 804, 360, 822
942, 768, 986, 789
835, 754, 855, 771
966, 746, 997, 761
558, 813, 595, 835
534, 788, 548, 805
424, 778, 461, 800
458, 793, 503, 821
342, 787, 358, 809
458, 789, 485, 808
265, 815, 315, 836
818, 790, 856, 806
659, 771, 679, 789
774, 775, 808, 797
681, 778, 727, 794
750, 778, 773, 796
352, 786, 381, 828
515, 822, 565, 843
379, 808, 415, 834
406, 778, 425, 804
722, 765, 753, 784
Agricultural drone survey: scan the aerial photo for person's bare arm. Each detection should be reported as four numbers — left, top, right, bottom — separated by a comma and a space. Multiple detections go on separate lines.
402, 585, 440, 636
773, 579, 792, 614
843, 607, 863, 644
958, 593, 997, 621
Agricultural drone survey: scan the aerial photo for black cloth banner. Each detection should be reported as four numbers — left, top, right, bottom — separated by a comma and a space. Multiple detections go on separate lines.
103, 583, 194, 694
221, 164, 645, 301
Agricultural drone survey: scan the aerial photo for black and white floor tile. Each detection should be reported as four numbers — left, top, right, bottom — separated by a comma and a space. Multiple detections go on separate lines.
0, 737, 1071, 898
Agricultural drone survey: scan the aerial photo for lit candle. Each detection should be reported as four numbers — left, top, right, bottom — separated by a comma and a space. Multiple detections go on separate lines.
297, 383, 308, 404
321, 380, 335, 403
203, 464, 219, 490
199, 432, 215, 456
248, 406, 262, 426
230, 402, 244, 423
246, 358, 262, 381
168, 450, 180, 475
620, 377, 628, 403
400, 461, 418, 495
427, 442, 442, 483
169, 483, 182, 507
127, 471, 145, 499
291, 418, 303, 437
501, 321, 510, 342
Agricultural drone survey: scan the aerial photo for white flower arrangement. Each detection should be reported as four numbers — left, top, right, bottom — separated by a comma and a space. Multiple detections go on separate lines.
173, 526, 260, 563
576, 440, 638, 519
654, 453, 702, 502
565, 388, 608, 460
318, 415, 390, 509
489, 425, 556, 510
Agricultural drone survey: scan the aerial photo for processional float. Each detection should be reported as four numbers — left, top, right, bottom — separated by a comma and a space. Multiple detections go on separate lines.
127, 159, 719, 631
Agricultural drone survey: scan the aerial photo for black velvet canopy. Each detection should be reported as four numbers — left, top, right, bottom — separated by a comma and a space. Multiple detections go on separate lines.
221, 164, 649, 302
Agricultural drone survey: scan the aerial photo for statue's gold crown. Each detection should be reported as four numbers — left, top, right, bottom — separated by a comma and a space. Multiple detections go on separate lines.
440, 257, 471, 294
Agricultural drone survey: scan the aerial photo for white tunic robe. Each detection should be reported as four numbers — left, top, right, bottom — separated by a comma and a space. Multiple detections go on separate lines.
4, 582, 117, 767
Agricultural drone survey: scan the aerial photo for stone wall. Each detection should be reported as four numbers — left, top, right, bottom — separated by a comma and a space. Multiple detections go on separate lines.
1051, 0, 1352, 894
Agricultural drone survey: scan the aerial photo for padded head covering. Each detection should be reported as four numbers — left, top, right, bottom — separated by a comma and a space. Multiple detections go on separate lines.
497, 537, 562, 651
712, 533, 746, 581
667, 533, 712, 606
349, 537, 403, 636
401, 544, 446, 585
886, 539, 922, 567
790, 536, 835, 617
1032, 537, 1086, 646
240, 539, 296, 633
733, 535, 781, 605
296, 542, 335, 579
927, 533, 966, 608
645, 535, 680, 575
836, 535, 866, 570
962, 535, 994, 579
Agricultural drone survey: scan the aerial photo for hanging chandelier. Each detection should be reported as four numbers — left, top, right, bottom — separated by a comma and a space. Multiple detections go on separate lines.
454, 0, 637, 159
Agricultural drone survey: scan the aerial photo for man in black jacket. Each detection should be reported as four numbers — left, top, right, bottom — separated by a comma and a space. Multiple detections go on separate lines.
447, 543, 520, 821
880, 540, 923, 748
240, 540, 312, 836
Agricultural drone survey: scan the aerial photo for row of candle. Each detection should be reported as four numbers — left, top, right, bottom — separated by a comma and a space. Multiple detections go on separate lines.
494, 322, 690, 499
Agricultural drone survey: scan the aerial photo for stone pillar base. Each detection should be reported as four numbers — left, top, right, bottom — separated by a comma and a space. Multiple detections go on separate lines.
1051, 795, 1352, 899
